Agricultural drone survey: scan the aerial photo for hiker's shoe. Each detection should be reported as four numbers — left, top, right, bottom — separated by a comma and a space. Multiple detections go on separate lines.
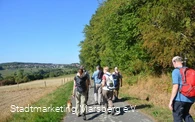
105, 109, 108, 115
116, 96, 119, 99
76, 114, 81, 117
85, 101, 88, 105
82, 114, 86, 120
111, 109, 115, 115
94, 101, 98, 105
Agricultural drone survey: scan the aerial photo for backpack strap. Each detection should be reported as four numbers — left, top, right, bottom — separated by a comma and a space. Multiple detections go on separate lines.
180, 68, 186, 83
177, 67, 188, 83
176, 67, 186, 94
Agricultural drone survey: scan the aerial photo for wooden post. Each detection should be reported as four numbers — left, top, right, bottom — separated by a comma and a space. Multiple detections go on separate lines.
44, 81, 46, 87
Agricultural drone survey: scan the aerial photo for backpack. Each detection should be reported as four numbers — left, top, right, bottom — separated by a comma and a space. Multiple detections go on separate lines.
75, 74, 87, 93
97, 70, 104, 80
84, 70, 90, 79
113, 72, 120, 87
105, 74, 115, 90
179, 67, 195, 97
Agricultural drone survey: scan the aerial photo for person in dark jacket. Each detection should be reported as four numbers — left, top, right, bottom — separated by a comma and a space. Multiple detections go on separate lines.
72, 68, 88, 120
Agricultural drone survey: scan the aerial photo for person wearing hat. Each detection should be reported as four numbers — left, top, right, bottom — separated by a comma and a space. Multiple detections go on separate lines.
112, 67, 122, 101
169, 56, 195, 122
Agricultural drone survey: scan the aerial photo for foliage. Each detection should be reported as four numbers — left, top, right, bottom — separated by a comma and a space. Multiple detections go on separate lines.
0, 66, 4, 70
0, 73, 3, 80
79, 0, 195, 75
1, 76, 16, 85
138, 0, 195, 70
0, 68, 77, 86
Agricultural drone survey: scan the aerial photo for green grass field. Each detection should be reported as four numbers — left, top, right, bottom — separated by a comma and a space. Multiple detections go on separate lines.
0, 68, 76, 77
0, 68, 39, 77
8, 81, 73, 122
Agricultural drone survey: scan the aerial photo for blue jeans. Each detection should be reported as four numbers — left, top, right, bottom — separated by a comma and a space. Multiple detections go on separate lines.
173, 101, 194, 122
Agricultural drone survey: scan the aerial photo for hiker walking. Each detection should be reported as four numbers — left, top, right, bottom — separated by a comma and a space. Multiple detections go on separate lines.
112, 67, 122, 101
72, 68, 88, 120
92, 66, 103, 105
101, 66, 115, 115
80, 66, 91, 105
169, 56, 195, 122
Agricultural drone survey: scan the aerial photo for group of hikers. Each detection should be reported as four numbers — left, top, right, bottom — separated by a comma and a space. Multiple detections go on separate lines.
72, 56, 195, 122
72, 65, 122, 120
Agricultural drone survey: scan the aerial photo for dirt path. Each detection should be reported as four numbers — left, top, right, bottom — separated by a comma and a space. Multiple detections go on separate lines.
63, 87, 155, 122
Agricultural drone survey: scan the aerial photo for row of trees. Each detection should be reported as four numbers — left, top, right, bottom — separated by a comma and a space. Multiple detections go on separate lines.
79, 0, 195, 75
0, 62, 79, 70
0, 68, 77, 86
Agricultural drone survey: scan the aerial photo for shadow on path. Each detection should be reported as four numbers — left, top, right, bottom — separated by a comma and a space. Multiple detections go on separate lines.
63, 87, 154, 122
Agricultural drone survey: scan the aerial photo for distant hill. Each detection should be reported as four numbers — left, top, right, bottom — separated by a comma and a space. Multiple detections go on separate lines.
0, 62, 80, 70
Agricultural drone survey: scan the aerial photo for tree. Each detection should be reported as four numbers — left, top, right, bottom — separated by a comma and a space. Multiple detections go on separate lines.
79, 0, 149, 73
79, 0, 195, 75
15, 69, 24, 83
49, 72, 55, 77
0, 66, 4, 70
138, 0, 195, 69
0, 73, 3, 81
3, 76, 15, 85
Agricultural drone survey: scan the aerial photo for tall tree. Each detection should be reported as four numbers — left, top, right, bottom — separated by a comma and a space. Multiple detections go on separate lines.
79, 0, 195, 75
138, 0, 195, 69
15, 69, 24, 83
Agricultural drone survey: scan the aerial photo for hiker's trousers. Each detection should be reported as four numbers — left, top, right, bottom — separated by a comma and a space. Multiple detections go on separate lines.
75, 91, 87, 116
94, 83, 102, 104
173, 101, 194, 122
102, 89, 114, 108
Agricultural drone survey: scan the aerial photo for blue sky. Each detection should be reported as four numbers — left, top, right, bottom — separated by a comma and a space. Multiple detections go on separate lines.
0, 0, 100, 64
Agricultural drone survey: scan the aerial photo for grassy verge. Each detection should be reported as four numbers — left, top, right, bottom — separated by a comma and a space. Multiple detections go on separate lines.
120, 93, 173, 122
120, 93, 195, 122
8, 81, 73, 122
120, 73, 195, 122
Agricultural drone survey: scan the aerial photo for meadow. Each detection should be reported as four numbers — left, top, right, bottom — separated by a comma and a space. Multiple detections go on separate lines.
0, 68, 38, 77
0, 75, 74, 122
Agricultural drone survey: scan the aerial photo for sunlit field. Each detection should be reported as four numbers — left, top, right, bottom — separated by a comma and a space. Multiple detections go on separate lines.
0, 75, 74, 122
